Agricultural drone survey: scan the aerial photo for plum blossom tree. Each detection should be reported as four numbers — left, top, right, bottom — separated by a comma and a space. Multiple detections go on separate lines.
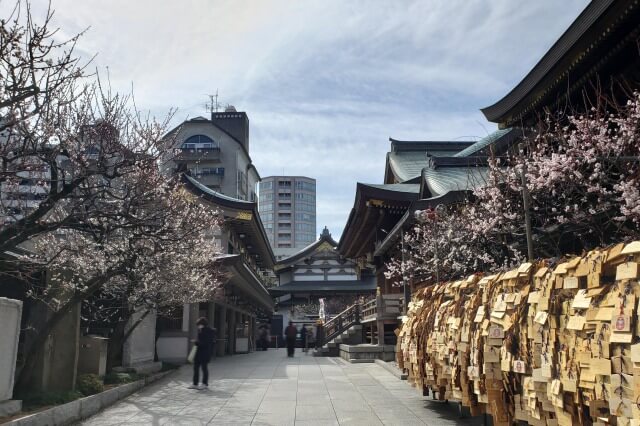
471, 92, 640, 256
14, 164, 224, 387
384, 204, 523, 285
0, 2, 173, 252
387, 92, 640, 285
0, 3, 225, 388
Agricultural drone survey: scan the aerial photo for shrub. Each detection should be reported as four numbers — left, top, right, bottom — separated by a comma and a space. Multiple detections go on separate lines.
22, 391, 83, 410
103, 372, 140, 385
76, 374, 104, 396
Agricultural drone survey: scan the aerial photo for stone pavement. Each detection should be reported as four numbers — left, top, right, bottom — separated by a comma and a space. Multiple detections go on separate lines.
80, 349, 486, 426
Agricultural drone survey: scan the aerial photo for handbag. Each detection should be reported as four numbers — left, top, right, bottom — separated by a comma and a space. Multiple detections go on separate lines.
187, 345, 197, 364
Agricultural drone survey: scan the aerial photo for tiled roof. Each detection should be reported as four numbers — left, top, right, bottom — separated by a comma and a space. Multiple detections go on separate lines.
454, 128, 519, 158
388, 151, 458, 182
361, 183, 421, 194
423, 166, 489, 198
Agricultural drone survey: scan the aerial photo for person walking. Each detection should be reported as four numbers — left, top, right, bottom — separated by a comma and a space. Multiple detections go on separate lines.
189, 317, 216, 389
301, 324, 308, 352
259, 324, 269, 351
285, 321, 297, 358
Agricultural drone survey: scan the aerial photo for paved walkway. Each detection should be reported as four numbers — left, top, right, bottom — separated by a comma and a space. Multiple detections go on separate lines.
80, 349, 484, 426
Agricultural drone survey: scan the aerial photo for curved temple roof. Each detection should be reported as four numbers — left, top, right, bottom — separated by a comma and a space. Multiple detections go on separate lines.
481, 0, 640, 126
181, 173, 275, 268
422, 167, 489, 198
385, 139, 474, 183
274, 228, 339, 269
453, 128, 520, 158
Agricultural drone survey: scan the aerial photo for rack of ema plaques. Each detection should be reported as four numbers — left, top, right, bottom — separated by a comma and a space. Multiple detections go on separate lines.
397, 241, 640, 426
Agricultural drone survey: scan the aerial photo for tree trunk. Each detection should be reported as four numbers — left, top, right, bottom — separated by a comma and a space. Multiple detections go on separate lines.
106, 319, 127, 372
15, 266, 126, 392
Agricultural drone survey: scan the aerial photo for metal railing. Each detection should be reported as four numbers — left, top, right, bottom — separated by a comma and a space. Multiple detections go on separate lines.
175, 147, 221, 161
320, 302, 361, 347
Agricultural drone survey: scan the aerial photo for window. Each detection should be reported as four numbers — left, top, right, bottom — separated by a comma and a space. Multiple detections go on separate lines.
278, 203, 291, 209
278, 213, 291, 219
198, 167, 224, 176
260, 193, 274, 202
237, 171, 247, 189
278, 180, 291, 188
279, 223, 291, 229
296, 203, 314, 212
295, 212, 315, 222
259, 202, 273, 212
295, 223, 314, 232
181, 134, 219, 149
278, 243, 291, 248
295, 193, 315, 202
279, 193, 291, 199
260, 213, 274, 222
278, 233, 291, 241
295, 233, 314, 242
260, 181, 273, 191
295, 181, 315, 191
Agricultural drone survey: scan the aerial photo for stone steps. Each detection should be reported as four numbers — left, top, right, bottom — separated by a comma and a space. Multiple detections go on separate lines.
313, 324, 363, 357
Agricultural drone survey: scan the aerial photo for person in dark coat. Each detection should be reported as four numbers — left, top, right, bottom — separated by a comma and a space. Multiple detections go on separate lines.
189, 317, 216, 389
301, 324, 308, 352
285, 321, 297, 357
259, 324, 269, 351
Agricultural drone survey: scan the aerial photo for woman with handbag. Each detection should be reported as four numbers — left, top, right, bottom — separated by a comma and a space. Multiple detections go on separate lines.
188, 317, 216, 389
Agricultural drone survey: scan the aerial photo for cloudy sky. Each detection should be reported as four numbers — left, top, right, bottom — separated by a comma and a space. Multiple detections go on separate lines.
28, 0, 589, 239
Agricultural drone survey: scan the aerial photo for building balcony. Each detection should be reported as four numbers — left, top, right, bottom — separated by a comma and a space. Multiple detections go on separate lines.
193, 173, 223, 187
174, 147, 221, 162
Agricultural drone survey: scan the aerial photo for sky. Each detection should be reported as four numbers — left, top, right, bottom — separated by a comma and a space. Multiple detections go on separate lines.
24, 0, 590, 240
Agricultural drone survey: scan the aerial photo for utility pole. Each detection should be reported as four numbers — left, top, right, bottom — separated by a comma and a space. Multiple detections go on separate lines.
520, 161, 535, 262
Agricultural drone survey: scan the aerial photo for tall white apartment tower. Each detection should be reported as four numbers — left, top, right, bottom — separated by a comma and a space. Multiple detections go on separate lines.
258, 176, 316, 258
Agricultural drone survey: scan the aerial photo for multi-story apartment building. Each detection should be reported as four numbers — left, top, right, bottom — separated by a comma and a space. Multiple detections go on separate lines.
162, 106, 259, 202
258, 176, 316, 257
0, 123, 109, 226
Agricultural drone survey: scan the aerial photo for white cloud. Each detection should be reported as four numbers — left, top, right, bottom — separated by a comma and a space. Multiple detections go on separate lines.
20, 0, 590, 237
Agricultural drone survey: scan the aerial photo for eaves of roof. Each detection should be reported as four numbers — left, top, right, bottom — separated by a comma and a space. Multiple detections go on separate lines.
182, 174, 275, 267
216, 254, 274, 311
453, 128, 522, 158
481, 0, 640, 125
373, 191, 470, 257
338, 183, 419, 253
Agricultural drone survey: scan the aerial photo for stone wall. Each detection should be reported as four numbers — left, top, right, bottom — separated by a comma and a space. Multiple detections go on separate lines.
0, 297, 23, 416
122, 310, 156, 368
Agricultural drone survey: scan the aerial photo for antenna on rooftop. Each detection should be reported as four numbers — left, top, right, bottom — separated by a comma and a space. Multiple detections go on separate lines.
206, 90, 221, 113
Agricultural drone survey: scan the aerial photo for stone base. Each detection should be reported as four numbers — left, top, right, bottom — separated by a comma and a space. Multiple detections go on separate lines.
114, 361, 162, 375
0, 399, 22, 417
339, 344, 396, 362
